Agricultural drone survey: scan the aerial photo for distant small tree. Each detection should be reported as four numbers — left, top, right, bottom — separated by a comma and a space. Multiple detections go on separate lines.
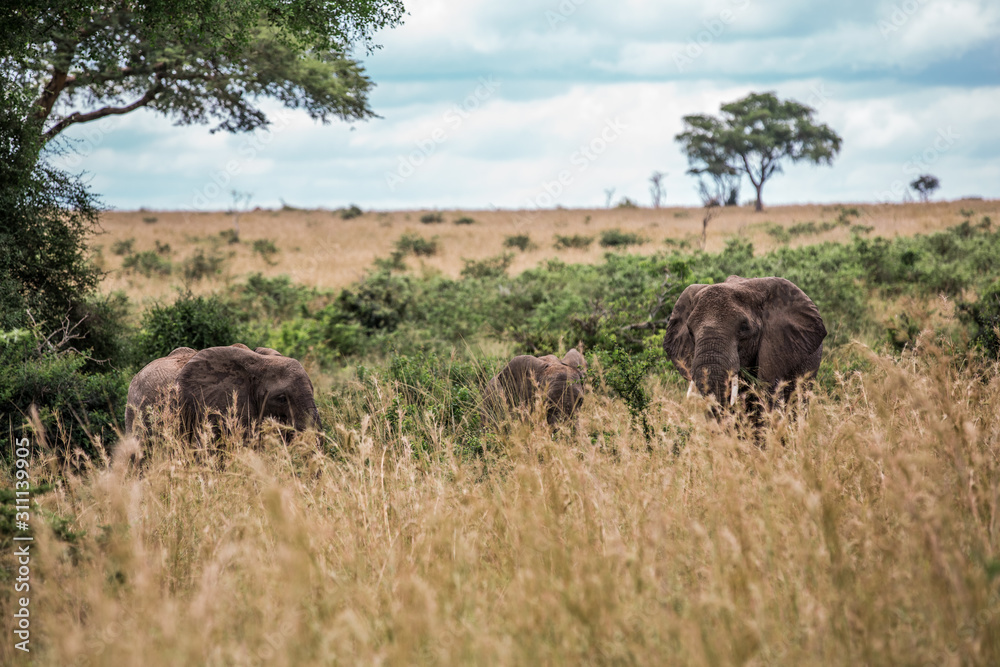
910, 174, 940, 203
228, 190, 253, 243
604, 187, 616, 209
676, 91, 842, 211
696, 180, 720, 251
649, 171, 666, 208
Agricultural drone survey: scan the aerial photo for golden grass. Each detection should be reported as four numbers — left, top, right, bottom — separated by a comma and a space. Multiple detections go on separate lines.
4, 339, 999, 665
95, 200, 999, 305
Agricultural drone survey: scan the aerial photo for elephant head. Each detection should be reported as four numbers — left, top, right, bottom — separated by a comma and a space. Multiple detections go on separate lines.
125, 346, 198, 434
175, 345, 321, 435
485, 349, 587, 425
663, 276, 826, 407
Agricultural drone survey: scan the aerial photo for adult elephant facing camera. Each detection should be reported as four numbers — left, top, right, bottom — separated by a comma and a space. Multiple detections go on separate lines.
176, 345, 321, 436
663, 276, 827, 408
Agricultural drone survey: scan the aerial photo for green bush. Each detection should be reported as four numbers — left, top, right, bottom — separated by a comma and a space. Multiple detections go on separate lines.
600, 229, 645, 248
332, 271, 414, 333
454, 216, 476, 225
340, 204, 363, 220
182, 249, 227, 281
420, 212, 444, 224
461, 253, 513, 279
395, 233, 438, 257
504, 234, 533, 251
154, 240, 171, 255
252, 238, 279, 264
111, 238, 135, 256
137, 293, 244, 362
122, 250, 172, 277
554, 234, 594, 250
219, 229, 240, 244
230, 273, 320, 322
0, 329, 129, 469
385, 351, 484, 452
959, 280, 1000, 359
142, 216, 158, 224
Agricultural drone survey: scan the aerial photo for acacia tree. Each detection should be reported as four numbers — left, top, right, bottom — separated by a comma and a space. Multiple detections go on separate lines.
0, 0, 403, 340
910, 174, 940, 202
676, 92, 842, 211
9, 0, 405, 142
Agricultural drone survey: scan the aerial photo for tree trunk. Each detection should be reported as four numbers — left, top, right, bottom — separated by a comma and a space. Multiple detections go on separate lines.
754, 182, 764, 212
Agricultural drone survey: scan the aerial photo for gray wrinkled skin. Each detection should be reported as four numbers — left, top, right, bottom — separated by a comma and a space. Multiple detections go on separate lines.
484, 349, 587, 425
124, 344, 320, 438
663, 275, 827, 409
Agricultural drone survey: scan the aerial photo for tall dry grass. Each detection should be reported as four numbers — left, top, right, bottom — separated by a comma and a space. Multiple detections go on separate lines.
3, 338, 999, 665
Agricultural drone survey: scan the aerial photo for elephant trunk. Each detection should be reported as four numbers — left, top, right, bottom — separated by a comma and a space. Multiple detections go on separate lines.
294, 400, 322, 432
691, 336, 740, 406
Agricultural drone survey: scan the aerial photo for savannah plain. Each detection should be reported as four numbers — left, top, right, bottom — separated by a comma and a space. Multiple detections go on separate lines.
4, 200, 1000, 665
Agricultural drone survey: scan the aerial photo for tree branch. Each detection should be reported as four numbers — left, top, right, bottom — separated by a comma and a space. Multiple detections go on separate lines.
43, 79, 163, 141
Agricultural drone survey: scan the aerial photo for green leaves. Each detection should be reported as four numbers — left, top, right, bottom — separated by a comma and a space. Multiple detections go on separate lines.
16, 0, 405, 139
676, 91, 842, 210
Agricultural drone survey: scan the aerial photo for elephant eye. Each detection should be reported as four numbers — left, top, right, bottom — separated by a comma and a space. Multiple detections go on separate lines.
738, 320, 752, 336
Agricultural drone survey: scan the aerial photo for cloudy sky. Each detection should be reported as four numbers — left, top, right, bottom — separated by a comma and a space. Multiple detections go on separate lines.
53, 0, 1000, 211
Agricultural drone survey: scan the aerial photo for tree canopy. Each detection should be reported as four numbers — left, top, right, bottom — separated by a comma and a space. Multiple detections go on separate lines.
910, 174, 940, 203
676, 92, 842, 211
4, 0, 405, 142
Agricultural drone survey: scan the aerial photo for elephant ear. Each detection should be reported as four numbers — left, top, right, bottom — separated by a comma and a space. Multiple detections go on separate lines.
663, 283, 709, 380
176, 346, 259, 424
561, 348, 586, 373
756, 278, 827, 385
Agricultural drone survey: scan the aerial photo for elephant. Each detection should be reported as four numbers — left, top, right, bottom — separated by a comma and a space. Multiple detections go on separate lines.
175, 345, 321, 436
484, 349, 587, 425
124, 344, 319, 437
124, 346, 198, 434
663, 275, 827, 410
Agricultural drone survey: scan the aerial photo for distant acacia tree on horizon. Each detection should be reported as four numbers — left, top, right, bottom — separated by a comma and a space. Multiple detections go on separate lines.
910, 174, 940, 203
676, 91, 842, 211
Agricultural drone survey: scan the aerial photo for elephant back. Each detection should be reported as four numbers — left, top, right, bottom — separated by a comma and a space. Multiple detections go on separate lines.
125, 347, 198, 433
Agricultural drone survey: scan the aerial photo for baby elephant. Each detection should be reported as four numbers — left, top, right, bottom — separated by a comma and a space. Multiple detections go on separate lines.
484, 349, 587, 425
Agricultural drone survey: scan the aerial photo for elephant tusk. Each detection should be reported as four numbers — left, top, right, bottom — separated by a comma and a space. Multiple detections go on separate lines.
730, 376, 739, 406
686, 381, 697, 399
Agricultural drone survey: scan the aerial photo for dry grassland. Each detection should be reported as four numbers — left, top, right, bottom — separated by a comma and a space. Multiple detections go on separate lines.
95, 200, 999, 304
3, 200, 999, 665
5, 340, 1000, 665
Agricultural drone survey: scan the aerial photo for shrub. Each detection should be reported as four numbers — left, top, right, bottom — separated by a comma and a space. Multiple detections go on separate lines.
503, 234, 533, 251
385, 351, 484, 452
959, 280, 1000, 359
420, 212, 444, 224
762, 223, 790, 243
219, 229, 240, 244
554, 234, 594, 250
600, 229, 645, 248
0, 329, 129, 470
340, 204, 363, 220
461, 253, 513, 279
454, 216, 476, 225
142, 216, 158, 224
617, 197, 638, 209
111, 238, 135, 256
332, 271, 414, 333
122, 251, 172, 277
230, 273, 320, 322
154, 240, 171, 255
252, 238, 279, 264
395, 233, 438, 257
182, 249, 227, 282
137, 293, 243, 362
